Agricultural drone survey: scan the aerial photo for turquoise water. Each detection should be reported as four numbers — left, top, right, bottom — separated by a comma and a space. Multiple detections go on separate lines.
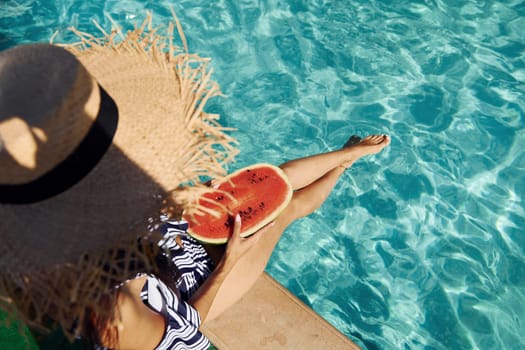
2, 1, 524, 349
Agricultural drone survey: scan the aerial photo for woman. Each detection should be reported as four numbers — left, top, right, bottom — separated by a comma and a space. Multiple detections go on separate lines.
0, 16, 389, 350
92, 135, 390, 350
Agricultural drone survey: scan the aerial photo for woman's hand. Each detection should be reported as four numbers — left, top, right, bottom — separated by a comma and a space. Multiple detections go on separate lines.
223, 214, 274, 265
189, 214, 275, 322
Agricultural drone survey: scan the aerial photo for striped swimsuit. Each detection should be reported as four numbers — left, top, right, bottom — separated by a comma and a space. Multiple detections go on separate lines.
97, 220, 215, 350
140, 275, 210, 350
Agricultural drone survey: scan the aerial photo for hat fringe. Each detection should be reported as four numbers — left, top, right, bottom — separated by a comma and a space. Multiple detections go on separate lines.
2, 12, 239, 341
60, 11, 240, 217
0, 237, 159, 341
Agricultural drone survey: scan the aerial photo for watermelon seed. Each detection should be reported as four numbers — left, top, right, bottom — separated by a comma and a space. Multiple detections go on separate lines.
239, 210, 255, 221
224, 216, 234, 228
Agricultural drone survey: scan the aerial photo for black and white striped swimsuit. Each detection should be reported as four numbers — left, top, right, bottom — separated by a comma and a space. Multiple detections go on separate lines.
159, 220, 215, 301
140, 274, 210, 350
145, 220, 215, 350
97, 220, 215, 350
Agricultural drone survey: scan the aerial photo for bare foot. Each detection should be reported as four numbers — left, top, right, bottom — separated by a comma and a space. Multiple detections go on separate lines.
341, 134, 390, 168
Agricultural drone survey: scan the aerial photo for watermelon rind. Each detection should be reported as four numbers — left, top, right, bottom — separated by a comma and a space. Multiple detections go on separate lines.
184, 163, 293, 244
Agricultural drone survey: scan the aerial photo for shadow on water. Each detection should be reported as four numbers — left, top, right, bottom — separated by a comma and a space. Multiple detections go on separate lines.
422, 283, 471, 349
0, 32, 18, 51
357, 190, 399, 220
332, 238, 388, 350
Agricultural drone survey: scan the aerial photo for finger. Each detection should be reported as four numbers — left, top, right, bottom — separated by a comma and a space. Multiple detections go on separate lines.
230, 213, 242, 240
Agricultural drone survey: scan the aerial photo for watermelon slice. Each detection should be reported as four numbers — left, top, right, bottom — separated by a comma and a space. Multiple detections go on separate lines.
184, 163, 293, 244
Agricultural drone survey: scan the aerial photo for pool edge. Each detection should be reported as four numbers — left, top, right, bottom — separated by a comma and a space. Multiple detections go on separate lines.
201, 272, 360, 349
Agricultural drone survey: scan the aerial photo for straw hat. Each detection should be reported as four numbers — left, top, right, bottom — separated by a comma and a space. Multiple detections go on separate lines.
0, 14, 237, 338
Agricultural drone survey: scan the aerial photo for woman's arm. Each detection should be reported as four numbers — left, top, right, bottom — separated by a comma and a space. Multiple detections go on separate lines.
189, 214, 273, 323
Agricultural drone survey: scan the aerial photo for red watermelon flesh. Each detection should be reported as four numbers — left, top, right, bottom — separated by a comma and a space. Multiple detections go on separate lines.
184, 164, 293, 244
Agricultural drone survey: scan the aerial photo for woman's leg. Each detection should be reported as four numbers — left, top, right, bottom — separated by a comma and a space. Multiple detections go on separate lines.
280, 134, 390, 190
201, 135, 390, 321
202, 135, 389, 264
243, 134, 391, 266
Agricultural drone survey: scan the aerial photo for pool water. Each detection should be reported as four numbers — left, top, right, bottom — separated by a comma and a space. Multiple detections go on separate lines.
2, 1, 524, 349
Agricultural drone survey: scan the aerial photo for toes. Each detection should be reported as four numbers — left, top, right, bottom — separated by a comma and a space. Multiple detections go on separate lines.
346, 134, 390, 148
363, 134, 386, 144
374, 134, 390, 145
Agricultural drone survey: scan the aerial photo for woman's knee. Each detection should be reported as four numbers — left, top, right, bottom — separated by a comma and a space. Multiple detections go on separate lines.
281, 191, 317, 223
